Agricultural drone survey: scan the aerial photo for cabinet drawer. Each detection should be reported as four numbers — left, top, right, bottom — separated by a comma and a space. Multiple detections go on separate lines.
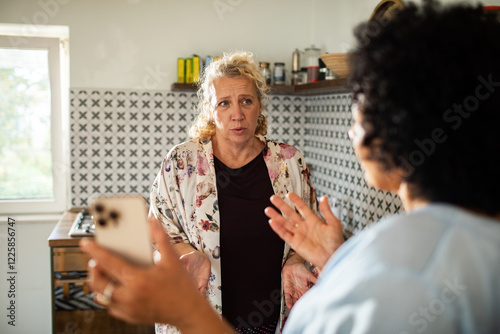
53, 247, 89, 272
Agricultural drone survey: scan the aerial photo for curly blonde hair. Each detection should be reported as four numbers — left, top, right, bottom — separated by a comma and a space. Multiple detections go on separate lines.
188, 51, 269, 139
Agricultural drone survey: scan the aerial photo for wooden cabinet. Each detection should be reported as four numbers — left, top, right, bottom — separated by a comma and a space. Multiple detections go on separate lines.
53, 247, 89, 272
48, 210, 155, 334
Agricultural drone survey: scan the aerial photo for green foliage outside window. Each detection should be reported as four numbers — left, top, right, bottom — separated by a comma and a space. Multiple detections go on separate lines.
0, 49, 53, 200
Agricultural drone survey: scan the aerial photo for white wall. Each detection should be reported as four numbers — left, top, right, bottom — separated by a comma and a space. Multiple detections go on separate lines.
1, 0, 493, 90
0, 0, 387, 90
0, 220, 56, 334
0, 0, 493, 90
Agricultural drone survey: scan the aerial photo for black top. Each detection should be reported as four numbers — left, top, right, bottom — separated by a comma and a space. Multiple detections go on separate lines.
215, 151, 284, 333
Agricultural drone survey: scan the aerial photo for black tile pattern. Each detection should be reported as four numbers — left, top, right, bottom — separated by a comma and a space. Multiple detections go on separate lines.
304, 94, 402, 236
70, 89, 402, 235
70, 89, 197, 207
267, 95, 306, 152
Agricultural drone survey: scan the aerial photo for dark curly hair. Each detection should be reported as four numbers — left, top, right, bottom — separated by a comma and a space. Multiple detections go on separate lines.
348, 0, 500, 215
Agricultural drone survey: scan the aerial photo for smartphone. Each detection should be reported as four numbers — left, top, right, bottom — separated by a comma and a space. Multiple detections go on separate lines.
89, 194, 153, 267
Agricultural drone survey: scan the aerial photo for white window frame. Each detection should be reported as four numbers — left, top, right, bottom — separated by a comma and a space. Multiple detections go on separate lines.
0, 24, 70, 218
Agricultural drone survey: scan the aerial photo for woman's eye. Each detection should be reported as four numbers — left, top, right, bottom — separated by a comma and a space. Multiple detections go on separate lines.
242, 99, 252, 105
219, 101, 228, 107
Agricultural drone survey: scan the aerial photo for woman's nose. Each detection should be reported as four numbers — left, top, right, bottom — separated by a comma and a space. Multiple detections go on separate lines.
231, 104, 244, 120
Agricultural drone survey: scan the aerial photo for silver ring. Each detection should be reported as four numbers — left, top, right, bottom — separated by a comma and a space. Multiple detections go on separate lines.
97, 281, 114, 306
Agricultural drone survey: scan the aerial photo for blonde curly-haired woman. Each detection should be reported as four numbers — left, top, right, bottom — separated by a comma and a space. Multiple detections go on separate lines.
149, 51, 318, 334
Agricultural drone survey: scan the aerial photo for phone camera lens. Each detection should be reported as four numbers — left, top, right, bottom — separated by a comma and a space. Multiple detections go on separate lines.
98, 218, 107, 226
109, 210, 119, 220
95, 203, 104, 213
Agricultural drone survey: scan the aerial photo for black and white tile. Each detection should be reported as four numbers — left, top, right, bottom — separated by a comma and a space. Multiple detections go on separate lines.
70, 88, 402, 235
267, 95, 306, 152
70, 89, 197, 207
304, 94, 402, 236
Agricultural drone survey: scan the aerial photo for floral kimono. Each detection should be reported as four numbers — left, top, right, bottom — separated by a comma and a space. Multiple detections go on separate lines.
150, 135, 318, 334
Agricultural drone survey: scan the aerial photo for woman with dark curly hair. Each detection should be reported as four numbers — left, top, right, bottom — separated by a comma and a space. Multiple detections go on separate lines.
81, 1, 500, 333
265, 1, 500, 333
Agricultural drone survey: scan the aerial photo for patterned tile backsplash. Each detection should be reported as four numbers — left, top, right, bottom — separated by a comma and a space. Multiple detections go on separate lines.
304, 94, 402, 235
70, 88, 402, 235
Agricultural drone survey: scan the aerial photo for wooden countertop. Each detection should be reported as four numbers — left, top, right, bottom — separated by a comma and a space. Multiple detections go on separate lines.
48, 208, 93, 247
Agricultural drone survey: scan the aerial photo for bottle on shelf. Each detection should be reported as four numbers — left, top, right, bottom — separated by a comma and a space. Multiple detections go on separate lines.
291, 48, 302, 85
259, 61, 272, 86
273, 62, 286, 85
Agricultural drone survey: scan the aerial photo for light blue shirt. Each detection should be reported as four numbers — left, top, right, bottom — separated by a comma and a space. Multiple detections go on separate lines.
283, 204, 500, 334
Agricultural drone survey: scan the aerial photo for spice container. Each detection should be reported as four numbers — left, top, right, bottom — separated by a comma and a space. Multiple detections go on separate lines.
305, 45, 321, 82
273, 62, 286, 85
259, 62, 272, 86
291, 71, 302, 85
299, 67, 308, 85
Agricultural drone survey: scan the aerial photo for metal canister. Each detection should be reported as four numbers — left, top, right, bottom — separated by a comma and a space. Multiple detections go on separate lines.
292, 49, 300, 73
291, 49, 301, 85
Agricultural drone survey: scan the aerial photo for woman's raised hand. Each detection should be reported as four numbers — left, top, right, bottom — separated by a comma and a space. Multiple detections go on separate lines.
265, 193, 344, 271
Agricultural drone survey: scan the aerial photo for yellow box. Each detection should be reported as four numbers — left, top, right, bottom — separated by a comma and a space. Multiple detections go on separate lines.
193, 55, 200, 83
177, 58, 185, 83
186, 58, 193, 84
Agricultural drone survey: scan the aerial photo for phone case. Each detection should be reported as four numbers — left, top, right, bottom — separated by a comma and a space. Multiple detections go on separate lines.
89, 195, 153, 267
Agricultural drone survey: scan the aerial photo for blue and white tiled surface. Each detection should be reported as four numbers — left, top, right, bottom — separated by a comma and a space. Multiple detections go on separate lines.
70, 88, 402, 235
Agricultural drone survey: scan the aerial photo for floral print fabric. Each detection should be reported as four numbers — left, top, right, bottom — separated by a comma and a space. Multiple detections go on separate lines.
150, 135, 318, 334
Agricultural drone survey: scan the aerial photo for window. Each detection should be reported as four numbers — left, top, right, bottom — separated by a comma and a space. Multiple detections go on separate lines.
0, 24, 69, 216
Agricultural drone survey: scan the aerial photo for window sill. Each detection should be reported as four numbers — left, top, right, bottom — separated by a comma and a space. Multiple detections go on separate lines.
0, 212, 63, 224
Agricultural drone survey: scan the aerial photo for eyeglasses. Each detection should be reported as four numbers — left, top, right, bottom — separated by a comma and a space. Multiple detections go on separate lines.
348, 121, 365, 144
348, 101, 365, 144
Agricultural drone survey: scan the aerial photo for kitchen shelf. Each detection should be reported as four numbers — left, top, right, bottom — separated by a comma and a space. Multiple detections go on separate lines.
171, 83, 199, 92
170, 78, 351, 96
273, 78, 351, 95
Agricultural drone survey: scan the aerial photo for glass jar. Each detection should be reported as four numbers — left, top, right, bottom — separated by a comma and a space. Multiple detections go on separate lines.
273, 62, 286, 85
304, 45, 321, 83
259, 62, 272, 86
